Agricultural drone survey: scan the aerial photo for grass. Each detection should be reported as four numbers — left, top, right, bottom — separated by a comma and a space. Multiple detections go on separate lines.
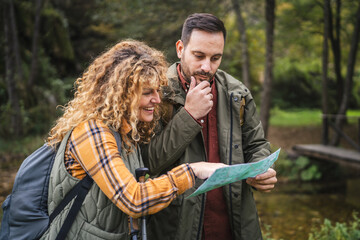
269, 108, 360, 127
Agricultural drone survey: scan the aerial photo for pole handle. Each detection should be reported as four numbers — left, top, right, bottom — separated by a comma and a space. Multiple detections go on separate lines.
135, 167, 149, 240
135, 167, 149, 183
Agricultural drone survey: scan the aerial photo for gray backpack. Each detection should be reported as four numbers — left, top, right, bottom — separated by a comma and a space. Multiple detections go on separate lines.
0, 130, 121, 240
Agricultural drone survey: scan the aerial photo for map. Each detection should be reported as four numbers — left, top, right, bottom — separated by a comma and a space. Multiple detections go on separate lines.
187, 148, 281, 198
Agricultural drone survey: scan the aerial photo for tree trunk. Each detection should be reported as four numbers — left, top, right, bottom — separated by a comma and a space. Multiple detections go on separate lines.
3, 0, 23, 137
322, 0, 330, 145
9, 0, 23, 80
331, 2, 360, 145
28, 0, 45, 91
260, 0, 276, 137
322, 0, 329, 115
328, 0, 343, 108
231, 0, 251, 89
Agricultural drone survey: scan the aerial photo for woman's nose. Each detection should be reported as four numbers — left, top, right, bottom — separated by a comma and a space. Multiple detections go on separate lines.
151, 91, 161, 103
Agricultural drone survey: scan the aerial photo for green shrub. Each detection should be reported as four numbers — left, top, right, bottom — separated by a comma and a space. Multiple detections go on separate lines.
262, 212, 360, 240
272, 61, 321, 109
275, 152, 322, 182
308, 212, 360, 240
262, 224, 283, 240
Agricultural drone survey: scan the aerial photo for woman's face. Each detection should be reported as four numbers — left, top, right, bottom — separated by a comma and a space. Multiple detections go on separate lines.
138, 86, 161, 122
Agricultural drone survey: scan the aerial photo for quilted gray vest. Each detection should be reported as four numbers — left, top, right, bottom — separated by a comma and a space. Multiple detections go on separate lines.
40, 131, 143, 240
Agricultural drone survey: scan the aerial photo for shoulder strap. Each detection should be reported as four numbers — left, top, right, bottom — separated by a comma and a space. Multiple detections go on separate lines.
48, 129, 122, 240
53, 175, 93, 240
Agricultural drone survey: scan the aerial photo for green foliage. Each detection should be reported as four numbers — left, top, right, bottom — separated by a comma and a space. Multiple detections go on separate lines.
222, 10, 266, 95
0, 75, 72, 137
263, 212, 360, 240
2, 0, 360, 139
272, 58, 323, 109
24, 77, 72, 135
0, 135, 44, 157
350, 73, 360, 108
308, 212, 360, 240
275, 154, 322, 182
96, 0, 227, 63
262, 224, 284, 240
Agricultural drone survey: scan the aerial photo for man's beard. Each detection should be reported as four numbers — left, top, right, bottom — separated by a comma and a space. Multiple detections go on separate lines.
181, 61, 215, 83
193, 71, 214, 81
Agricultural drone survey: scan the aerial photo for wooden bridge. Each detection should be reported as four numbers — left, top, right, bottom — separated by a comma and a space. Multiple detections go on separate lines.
292, 114, 360, 170
293, 144, 360, 169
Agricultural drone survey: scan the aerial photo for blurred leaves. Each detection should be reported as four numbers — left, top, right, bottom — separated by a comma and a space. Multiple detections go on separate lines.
308, 212, 360, 240
0, 0, 360, 138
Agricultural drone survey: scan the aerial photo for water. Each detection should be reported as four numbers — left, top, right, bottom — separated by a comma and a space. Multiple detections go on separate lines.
254, 178, 360, 240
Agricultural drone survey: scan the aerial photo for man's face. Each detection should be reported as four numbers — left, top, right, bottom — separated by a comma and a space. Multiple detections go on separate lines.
176, 29, 224, 84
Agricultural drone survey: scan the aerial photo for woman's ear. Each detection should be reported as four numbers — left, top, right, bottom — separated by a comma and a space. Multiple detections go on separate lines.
176, 40, 184, 59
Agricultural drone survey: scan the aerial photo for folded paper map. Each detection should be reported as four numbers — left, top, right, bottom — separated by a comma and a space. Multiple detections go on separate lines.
187, 148, 281, 198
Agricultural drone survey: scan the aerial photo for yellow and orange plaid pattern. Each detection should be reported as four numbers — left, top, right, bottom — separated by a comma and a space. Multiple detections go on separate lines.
64, 119, 195, 218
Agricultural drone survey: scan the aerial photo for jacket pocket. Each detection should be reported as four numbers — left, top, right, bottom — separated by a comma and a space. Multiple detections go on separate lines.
76, 221, 127, 240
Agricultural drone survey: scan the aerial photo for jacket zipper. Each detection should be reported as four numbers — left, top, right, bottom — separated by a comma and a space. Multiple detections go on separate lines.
196, 130, 208, 240
229, 92, 235, 236
196, 194, 206, 240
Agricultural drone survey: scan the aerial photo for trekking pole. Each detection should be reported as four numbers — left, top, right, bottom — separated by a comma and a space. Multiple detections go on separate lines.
129, 216, 139, 240
135, 167, 149, 240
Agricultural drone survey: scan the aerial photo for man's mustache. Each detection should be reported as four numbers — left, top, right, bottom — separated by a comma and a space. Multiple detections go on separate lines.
194, 71, 213, 78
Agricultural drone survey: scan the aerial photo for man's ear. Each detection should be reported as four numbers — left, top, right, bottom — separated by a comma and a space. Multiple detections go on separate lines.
176, 40, 184, 59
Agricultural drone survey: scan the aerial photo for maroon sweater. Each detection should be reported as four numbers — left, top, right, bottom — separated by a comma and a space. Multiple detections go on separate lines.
177, 65, 233, 240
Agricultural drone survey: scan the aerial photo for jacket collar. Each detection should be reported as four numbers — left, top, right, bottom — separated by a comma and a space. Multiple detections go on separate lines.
164, 62, 251, 105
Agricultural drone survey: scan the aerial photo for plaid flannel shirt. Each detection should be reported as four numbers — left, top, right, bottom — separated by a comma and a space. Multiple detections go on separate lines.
64, 119, 195, 218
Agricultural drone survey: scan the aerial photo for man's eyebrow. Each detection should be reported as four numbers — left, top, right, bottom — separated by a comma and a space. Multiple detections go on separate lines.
213, 53, 223, 57
192, 51, 223, 57
192, 50, 205, 55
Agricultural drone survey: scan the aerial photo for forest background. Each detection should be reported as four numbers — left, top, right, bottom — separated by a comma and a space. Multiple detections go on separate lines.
1, 0, 360, 239
1, 0, 360, 140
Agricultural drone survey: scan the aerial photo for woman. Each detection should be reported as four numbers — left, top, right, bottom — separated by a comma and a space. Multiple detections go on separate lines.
41, 40, 226, 239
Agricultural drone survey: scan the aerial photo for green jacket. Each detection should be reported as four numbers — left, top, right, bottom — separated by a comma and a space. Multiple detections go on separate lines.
142, 63, 270, 240
41, 130, 143, 240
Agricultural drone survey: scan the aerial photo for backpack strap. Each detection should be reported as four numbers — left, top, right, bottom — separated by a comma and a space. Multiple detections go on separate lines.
48, 129, 122, 240
53, 175, 93, 240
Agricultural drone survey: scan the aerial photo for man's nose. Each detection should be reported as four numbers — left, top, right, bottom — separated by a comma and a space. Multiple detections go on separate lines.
201, 59, 211, 72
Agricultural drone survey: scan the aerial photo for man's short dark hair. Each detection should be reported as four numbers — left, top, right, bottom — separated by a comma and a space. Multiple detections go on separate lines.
181, 13, 226, 46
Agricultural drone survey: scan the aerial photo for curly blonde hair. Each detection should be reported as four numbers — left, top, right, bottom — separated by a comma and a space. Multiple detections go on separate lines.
47, 39, 168, 147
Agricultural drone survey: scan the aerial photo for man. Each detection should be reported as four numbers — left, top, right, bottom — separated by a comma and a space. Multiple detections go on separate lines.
141, 13, 277, 240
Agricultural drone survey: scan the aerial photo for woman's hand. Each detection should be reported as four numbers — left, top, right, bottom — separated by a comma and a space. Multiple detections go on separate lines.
189, 162, 227, 179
